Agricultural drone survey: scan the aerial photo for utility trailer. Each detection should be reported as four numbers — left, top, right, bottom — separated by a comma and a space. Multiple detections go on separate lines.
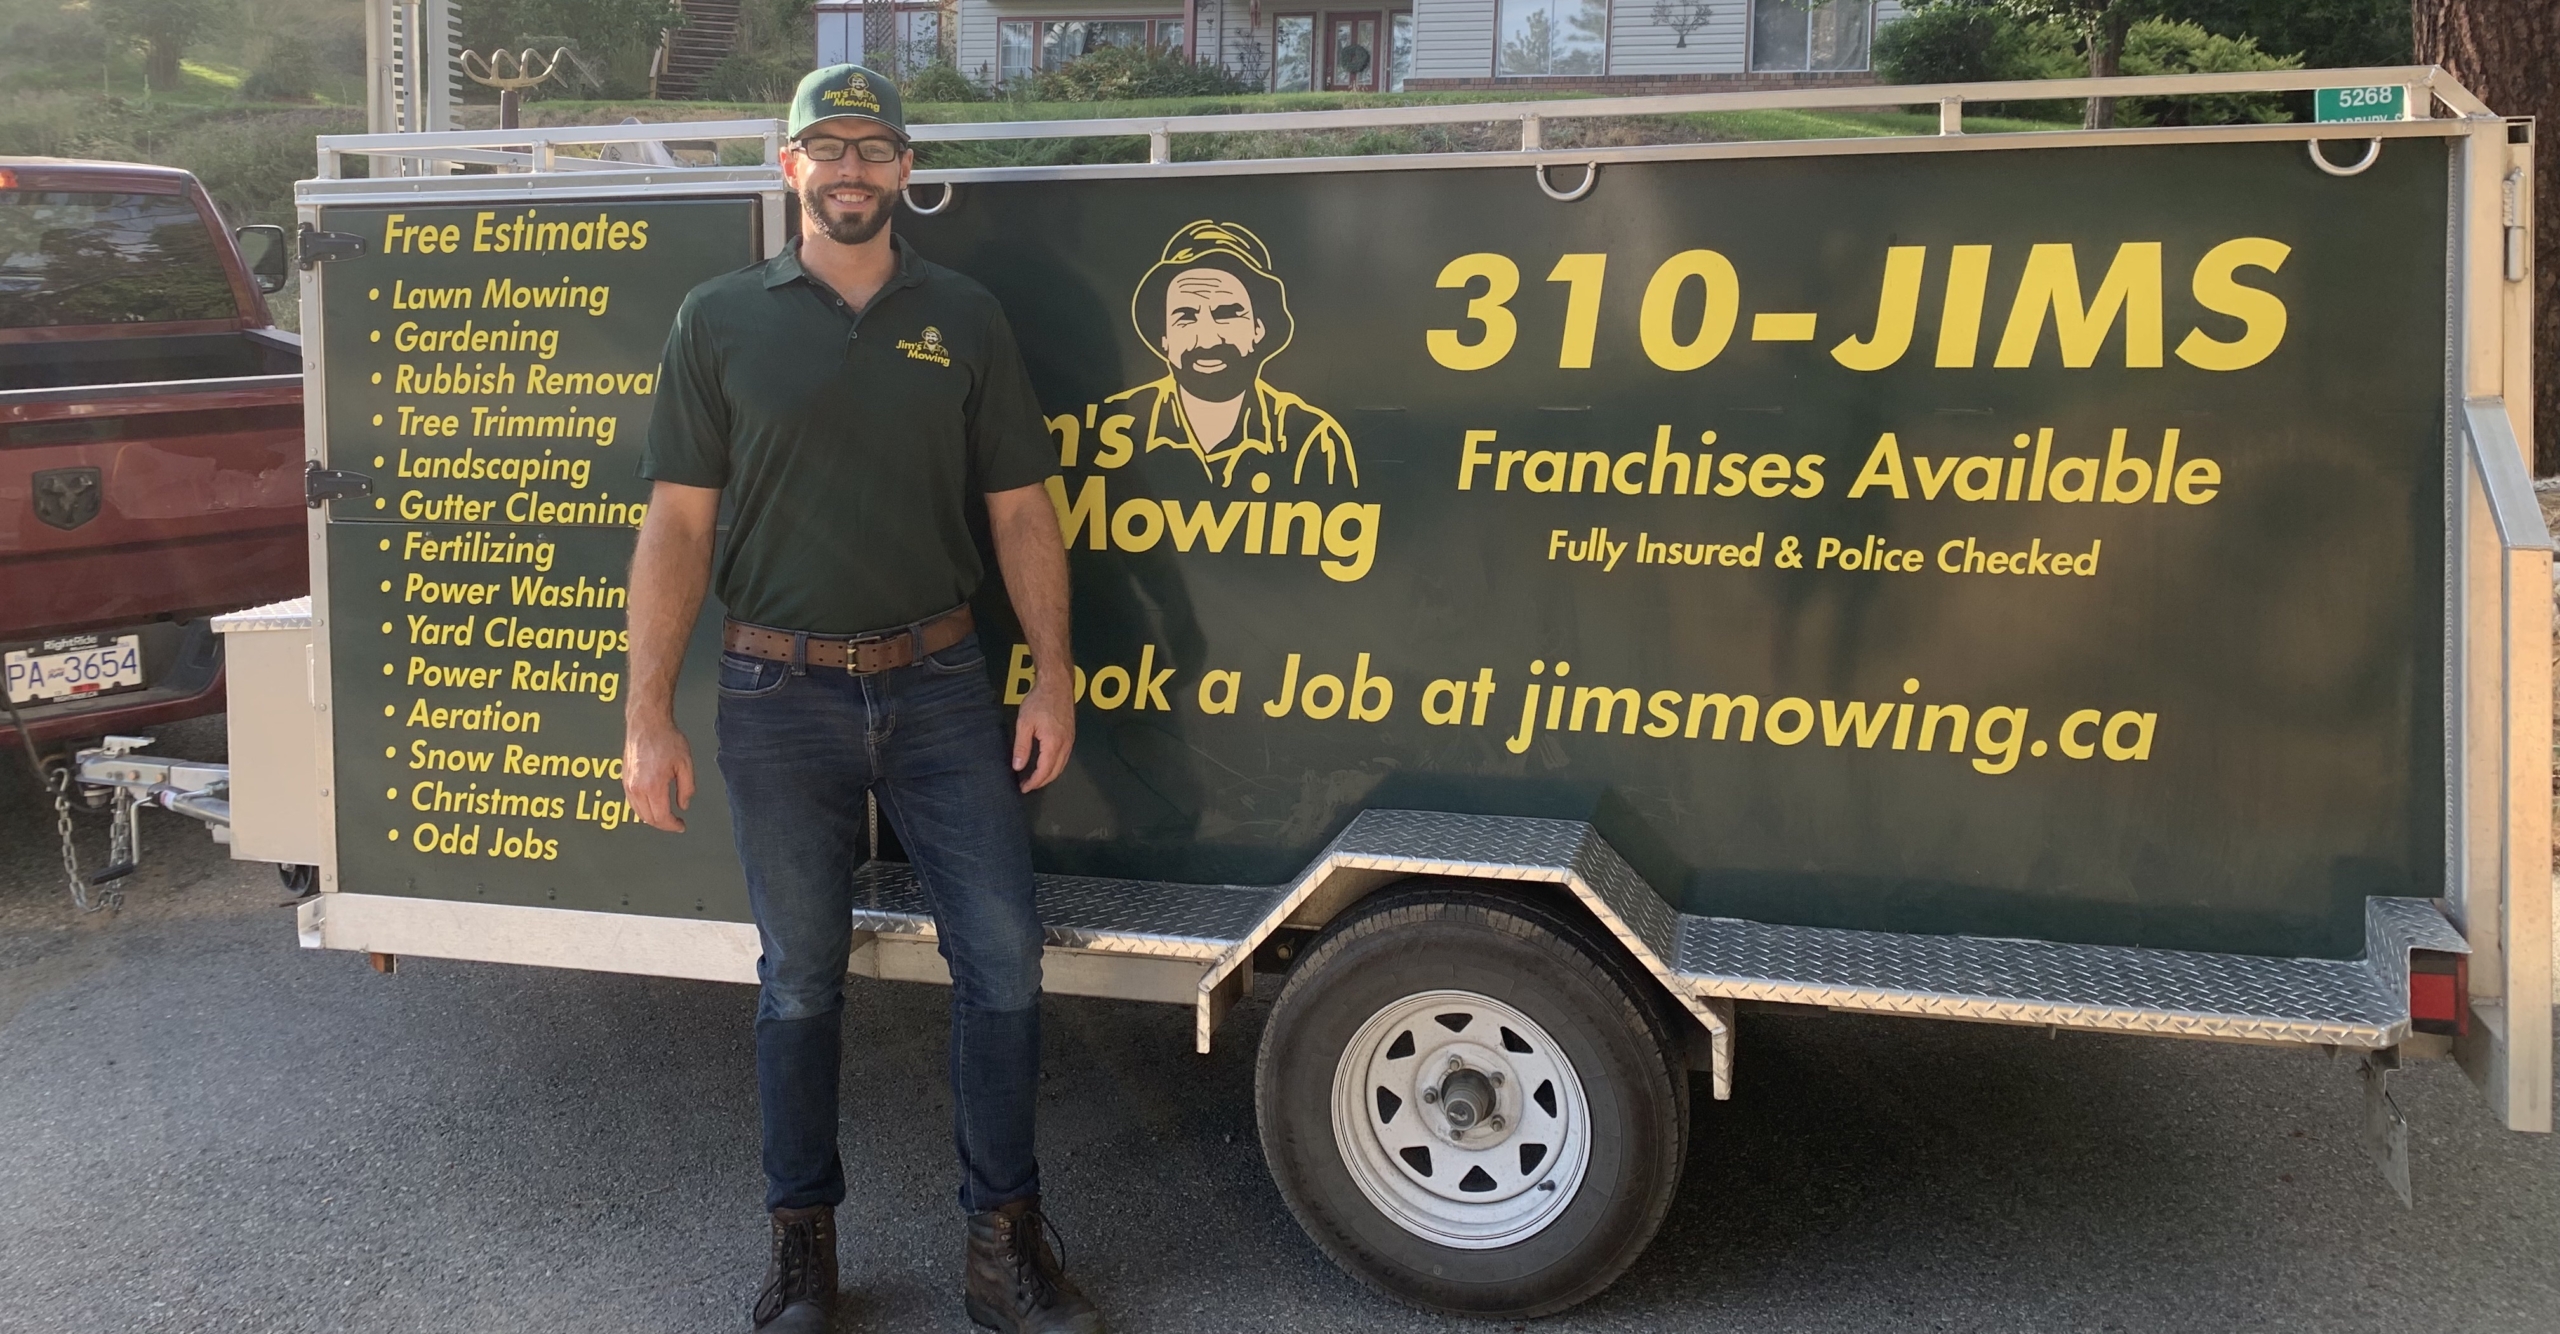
127, 66, 2550, 1318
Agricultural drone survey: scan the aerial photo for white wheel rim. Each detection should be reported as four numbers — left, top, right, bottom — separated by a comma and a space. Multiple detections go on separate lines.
1329, 988, 1591, 1249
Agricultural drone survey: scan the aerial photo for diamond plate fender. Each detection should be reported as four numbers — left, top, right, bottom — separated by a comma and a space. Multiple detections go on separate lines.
1198, 810, 1736, 1099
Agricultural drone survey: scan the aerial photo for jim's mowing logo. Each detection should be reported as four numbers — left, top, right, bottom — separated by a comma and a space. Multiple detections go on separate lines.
821, 74, 882, 113
1048, 220, 1379, 582
898, 324, 951, 367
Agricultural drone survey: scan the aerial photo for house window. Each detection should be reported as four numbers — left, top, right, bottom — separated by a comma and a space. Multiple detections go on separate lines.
1042, 19, 1152, 68
1750, 0, 1871, 72
1388, 12, 1411, 90
897, 8, 941, 66
1272, 15, 1315, 91
998, 17, 1186, 84
999, 20, 1036, 82
1496, 0, 1606, 77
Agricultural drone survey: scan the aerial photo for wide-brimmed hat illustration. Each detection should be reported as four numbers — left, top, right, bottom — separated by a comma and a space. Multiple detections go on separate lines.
1129, 219, 1295, 365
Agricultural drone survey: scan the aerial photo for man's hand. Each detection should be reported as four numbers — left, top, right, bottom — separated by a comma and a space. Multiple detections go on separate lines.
623, 710, 696, 832
621, 480, 718, 832
986, 481, 1075, 793
1012, 675, 1074, 792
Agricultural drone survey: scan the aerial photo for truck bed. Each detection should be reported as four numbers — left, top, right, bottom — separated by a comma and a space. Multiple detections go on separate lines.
0, 327, 301, 393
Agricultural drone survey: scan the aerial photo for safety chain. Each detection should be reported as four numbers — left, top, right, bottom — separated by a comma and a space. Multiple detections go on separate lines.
8, 690, 121, 913
46, 768, 121, 914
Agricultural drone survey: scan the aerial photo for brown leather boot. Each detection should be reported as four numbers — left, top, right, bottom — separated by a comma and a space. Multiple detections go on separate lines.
751, 1205, 837, 1332
964, 1197, 1105, 1333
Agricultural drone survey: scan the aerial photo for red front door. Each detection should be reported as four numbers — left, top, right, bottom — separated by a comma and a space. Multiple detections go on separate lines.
1325, 13, 1381, 91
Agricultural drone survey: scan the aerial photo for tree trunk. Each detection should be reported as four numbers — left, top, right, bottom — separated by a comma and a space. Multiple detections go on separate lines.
146, 39, 182, 92
2417, 0, 2560, 474
2082, 7, 2131, 130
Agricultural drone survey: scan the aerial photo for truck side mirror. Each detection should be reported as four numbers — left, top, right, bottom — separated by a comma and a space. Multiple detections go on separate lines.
235, 224, 289, 294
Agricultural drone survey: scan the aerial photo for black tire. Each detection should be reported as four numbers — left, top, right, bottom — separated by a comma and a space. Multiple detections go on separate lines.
1254, 881, 1689, 1319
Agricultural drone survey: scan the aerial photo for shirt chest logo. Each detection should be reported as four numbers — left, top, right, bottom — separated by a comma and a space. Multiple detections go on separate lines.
897, 325, 951, 367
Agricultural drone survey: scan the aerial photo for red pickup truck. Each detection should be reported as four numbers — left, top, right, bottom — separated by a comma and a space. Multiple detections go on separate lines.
1, 157, 307, 762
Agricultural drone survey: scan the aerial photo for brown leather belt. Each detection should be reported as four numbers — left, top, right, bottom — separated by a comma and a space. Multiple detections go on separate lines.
722, 605, 974, 675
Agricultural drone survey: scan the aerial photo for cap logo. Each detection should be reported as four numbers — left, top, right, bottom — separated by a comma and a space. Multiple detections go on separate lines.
822, 80, 883, 112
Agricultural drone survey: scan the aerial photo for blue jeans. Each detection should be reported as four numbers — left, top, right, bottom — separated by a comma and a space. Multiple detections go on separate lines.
715, 629, 1045, 1215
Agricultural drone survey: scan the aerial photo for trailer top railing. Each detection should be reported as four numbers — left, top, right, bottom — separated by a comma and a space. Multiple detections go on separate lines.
310, 65, 2494, 185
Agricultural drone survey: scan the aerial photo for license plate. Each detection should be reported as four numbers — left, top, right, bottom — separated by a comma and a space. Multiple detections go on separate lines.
4, 635, 144, 705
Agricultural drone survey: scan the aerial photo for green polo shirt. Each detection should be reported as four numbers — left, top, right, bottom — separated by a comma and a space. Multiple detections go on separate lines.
640, 235, 1055, 635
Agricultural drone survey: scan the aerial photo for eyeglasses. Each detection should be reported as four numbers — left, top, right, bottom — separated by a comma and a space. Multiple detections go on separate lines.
793, 135, 906, 164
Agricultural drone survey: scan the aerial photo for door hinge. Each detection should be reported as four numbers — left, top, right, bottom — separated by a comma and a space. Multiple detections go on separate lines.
297, 222, 367, 269
304, 459, 374, 508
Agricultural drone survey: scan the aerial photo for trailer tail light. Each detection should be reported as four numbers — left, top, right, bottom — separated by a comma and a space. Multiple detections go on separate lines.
2408, 950, 2468, 1037
0, 168, 16, 189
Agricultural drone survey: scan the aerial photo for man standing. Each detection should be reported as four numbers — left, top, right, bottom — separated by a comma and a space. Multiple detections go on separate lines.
620, 64, 1101, 1334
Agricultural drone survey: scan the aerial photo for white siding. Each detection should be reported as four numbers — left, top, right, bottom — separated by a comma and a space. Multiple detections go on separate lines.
1411, 0, 1497, 81
1604, 1, 1745, 76
955, 0, 1000, 82
1196, 0, 1265, 83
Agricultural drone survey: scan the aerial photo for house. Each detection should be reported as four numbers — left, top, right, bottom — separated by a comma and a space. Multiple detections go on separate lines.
919, 0, 1904, 94
816, 0, 953, 71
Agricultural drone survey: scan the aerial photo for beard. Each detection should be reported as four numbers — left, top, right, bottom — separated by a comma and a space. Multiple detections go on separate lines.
799, 177, 891, 246
1169, 342, 1260, 406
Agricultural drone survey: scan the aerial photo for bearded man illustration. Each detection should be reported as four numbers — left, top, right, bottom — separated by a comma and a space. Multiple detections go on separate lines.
1107, 220, 1356, 490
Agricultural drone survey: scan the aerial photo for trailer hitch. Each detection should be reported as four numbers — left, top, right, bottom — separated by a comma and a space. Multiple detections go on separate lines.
35, 736, 252, 905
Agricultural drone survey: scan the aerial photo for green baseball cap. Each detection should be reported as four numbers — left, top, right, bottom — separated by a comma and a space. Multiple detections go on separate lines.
788, 64, 907, 141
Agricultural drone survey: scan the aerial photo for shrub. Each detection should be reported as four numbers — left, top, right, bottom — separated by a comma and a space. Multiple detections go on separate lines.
1027, 45, 1252, 102
902, 61, 989, 103
0, 93, 102, 159
242, 33, 321, 101
1872, 2, 2079, 122
2114, 19, 2299, 126
1, 6, 110, 74
700, 49, 808, 102
154, 108, 363, 227
1873, 2, 2026, 85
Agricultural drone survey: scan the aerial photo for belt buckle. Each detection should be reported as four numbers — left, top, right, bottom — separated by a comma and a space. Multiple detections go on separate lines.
845, 628, 915, 675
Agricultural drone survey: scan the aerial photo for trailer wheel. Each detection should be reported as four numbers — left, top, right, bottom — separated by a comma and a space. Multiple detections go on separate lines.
1255, 883, 1688, 1318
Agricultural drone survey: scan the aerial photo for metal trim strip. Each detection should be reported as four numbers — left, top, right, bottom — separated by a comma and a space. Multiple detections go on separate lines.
2463, 399, 2552, 550
0, 374, 302, 409
845, 861, 1284, 962
212, 596, 315, 634
297, 892, 762, 983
